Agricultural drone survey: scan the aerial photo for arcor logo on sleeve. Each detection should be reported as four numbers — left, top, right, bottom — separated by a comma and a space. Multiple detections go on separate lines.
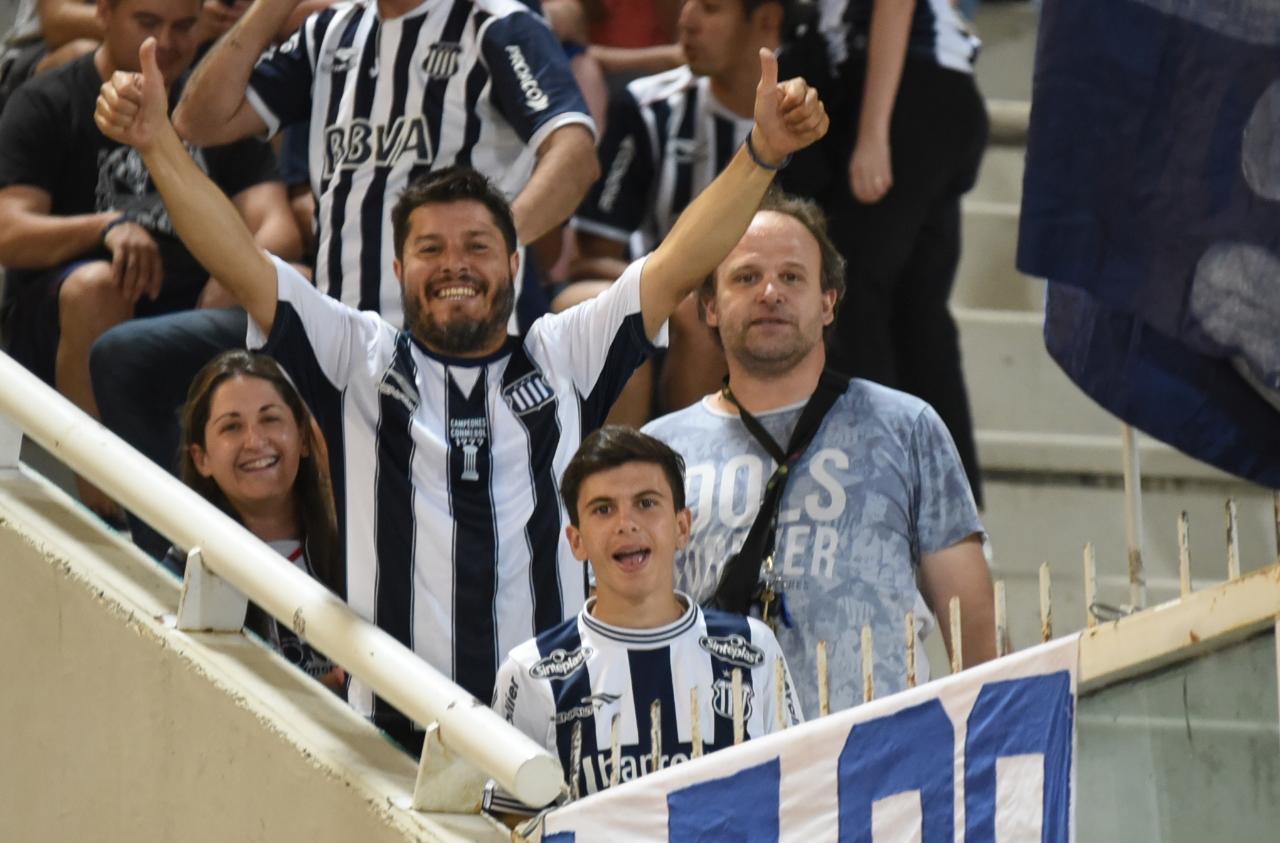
504, 45, 549, 113
530, 646, 594, 679
698, 634, 764, 668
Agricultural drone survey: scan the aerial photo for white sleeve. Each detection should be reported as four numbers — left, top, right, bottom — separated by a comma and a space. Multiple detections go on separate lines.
528, 255, 669, 426
246, 255, 389, 394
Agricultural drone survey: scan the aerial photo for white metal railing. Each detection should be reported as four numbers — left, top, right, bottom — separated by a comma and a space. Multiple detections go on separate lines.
0, 350, 562, 812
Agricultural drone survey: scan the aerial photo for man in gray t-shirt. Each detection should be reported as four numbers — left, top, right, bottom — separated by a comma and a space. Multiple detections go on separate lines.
643, 189, 994, 717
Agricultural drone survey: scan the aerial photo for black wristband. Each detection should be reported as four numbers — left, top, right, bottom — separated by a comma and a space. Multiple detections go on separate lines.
100, 213, 134, 246
745, 131, 791, 172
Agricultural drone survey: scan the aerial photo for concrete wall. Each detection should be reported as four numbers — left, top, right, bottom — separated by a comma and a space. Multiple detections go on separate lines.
0, 466, 508, 843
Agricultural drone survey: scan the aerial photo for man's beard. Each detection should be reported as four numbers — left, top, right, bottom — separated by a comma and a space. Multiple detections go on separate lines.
404, 273, 516, 356
721, 320, 819, 378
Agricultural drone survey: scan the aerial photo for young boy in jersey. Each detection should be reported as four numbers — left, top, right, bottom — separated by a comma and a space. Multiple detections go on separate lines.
486, 426, 801, 815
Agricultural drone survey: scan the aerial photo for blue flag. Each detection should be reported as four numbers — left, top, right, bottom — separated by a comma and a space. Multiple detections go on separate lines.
1019, 0, 1280, 486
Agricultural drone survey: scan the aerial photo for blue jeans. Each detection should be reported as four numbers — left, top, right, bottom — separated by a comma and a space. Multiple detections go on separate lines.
90, 307, 247, 558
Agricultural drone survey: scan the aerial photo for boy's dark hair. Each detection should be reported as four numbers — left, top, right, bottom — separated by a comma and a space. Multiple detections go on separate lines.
560, 426, 687, 527
390, 166, 518, 259
697, 187, 847, 339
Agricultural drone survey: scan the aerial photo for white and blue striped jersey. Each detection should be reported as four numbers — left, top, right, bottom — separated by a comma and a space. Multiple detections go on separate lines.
487, 595, 801, 814
817, 0, 980, 74
573, 66, 753, 252
247, 255, 665, 740
245, 0, 594, 321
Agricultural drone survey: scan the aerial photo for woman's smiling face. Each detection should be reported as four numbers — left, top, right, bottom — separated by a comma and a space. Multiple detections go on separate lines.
190, 374, 307, 518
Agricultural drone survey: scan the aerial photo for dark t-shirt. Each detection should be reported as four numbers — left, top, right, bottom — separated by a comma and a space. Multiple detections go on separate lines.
0, 53, 279, 285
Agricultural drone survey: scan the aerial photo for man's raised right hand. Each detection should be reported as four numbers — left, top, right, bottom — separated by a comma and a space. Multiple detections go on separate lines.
94, 38, 171, 154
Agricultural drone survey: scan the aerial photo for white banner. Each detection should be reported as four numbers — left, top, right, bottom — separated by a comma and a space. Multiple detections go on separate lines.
541, 635, 1079, 842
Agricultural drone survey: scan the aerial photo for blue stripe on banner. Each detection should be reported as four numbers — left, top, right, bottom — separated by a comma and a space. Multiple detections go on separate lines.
372, 334, 419, 731
626, 648, 680, 773
543, 834, 575, 843
964, 671, 1073, 843
838, 699, 956, 841
700, 610, 755, 749
455, 12, 492, 168
321, 13, 374, 305
357, 13, 426, 312
667, 758, 781, 842
449, 367, 500, 701
501, 347, 566, 631
536, 622, 599, 789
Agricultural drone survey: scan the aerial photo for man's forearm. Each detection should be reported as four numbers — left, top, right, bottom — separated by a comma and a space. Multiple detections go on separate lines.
173, 0, 296, 144
0, 211, 115, 268
510, 124, 599, 246
38, 0, 104, 49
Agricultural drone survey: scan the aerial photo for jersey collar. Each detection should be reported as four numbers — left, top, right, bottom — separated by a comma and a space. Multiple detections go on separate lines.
405, 330, 520, 367
581, 592, 699, 647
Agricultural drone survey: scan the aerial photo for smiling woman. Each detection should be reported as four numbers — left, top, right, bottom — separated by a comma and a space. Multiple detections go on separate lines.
169, 349, 346, 692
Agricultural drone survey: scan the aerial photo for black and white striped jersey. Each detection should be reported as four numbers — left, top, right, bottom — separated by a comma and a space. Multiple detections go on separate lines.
245, 0, 594, 322
816, 0, 980, 74
247, 255, 664, 738
573, 66, 753, 252
487, 595, 801, 814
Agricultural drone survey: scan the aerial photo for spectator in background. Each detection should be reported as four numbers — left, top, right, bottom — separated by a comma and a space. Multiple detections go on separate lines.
788, 0, 989, 505
0, 0, 299, 521
170, 349, 345, 693
562, 0, 788, 424
643, 189, 995, 718
487, 426, 800, 817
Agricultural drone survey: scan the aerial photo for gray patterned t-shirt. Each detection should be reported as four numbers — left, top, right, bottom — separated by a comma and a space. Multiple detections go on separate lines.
643, 379, 983, 717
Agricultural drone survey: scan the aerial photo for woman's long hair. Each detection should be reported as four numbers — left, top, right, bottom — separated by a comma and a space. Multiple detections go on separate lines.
178, 350, 343, 599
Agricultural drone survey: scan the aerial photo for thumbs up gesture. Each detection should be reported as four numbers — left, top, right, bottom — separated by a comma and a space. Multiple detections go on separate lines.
95, 37, 170, 152
750, 49, 829, 168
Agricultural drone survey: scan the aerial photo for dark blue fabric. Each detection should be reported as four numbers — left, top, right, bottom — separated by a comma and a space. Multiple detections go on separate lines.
1045, 285, 1280, 487
1021, 0, 1280, 483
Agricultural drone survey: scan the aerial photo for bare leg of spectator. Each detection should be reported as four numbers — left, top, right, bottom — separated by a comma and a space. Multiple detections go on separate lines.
55, 260, 132, 520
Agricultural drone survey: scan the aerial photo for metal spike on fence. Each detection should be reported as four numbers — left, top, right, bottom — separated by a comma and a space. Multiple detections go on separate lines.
731, 668, 745, 745
1121, 424, 1147, 609
861, 624, 875, 703
1039, 562, 1052, 642
774, 656, 787, 731
1178, 511, 1192, 598
1083, 543, 1098, 629
816, 640, 830, 717
569, 720, 583, 800
1226, 498, 1241, 581
609, 713, 621, 788
994, 580, 1008, 657
949, 596, 963, 674
689, 686, 703, 759
904, 612, 917, 688
649, 699, 662, 774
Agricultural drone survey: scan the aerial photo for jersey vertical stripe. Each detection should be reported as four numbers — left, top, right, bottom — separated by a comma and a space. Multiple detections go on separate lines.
449, 367, 501, 700
501, 347, 565, 632
248, 0, 595, 323
574, 67, 754, 251
371, 334, 420, 726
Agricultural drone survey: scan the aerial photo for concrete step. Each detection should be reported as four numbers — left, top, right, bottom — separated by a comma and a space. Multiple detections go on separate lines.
956, 199, 1042, 310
